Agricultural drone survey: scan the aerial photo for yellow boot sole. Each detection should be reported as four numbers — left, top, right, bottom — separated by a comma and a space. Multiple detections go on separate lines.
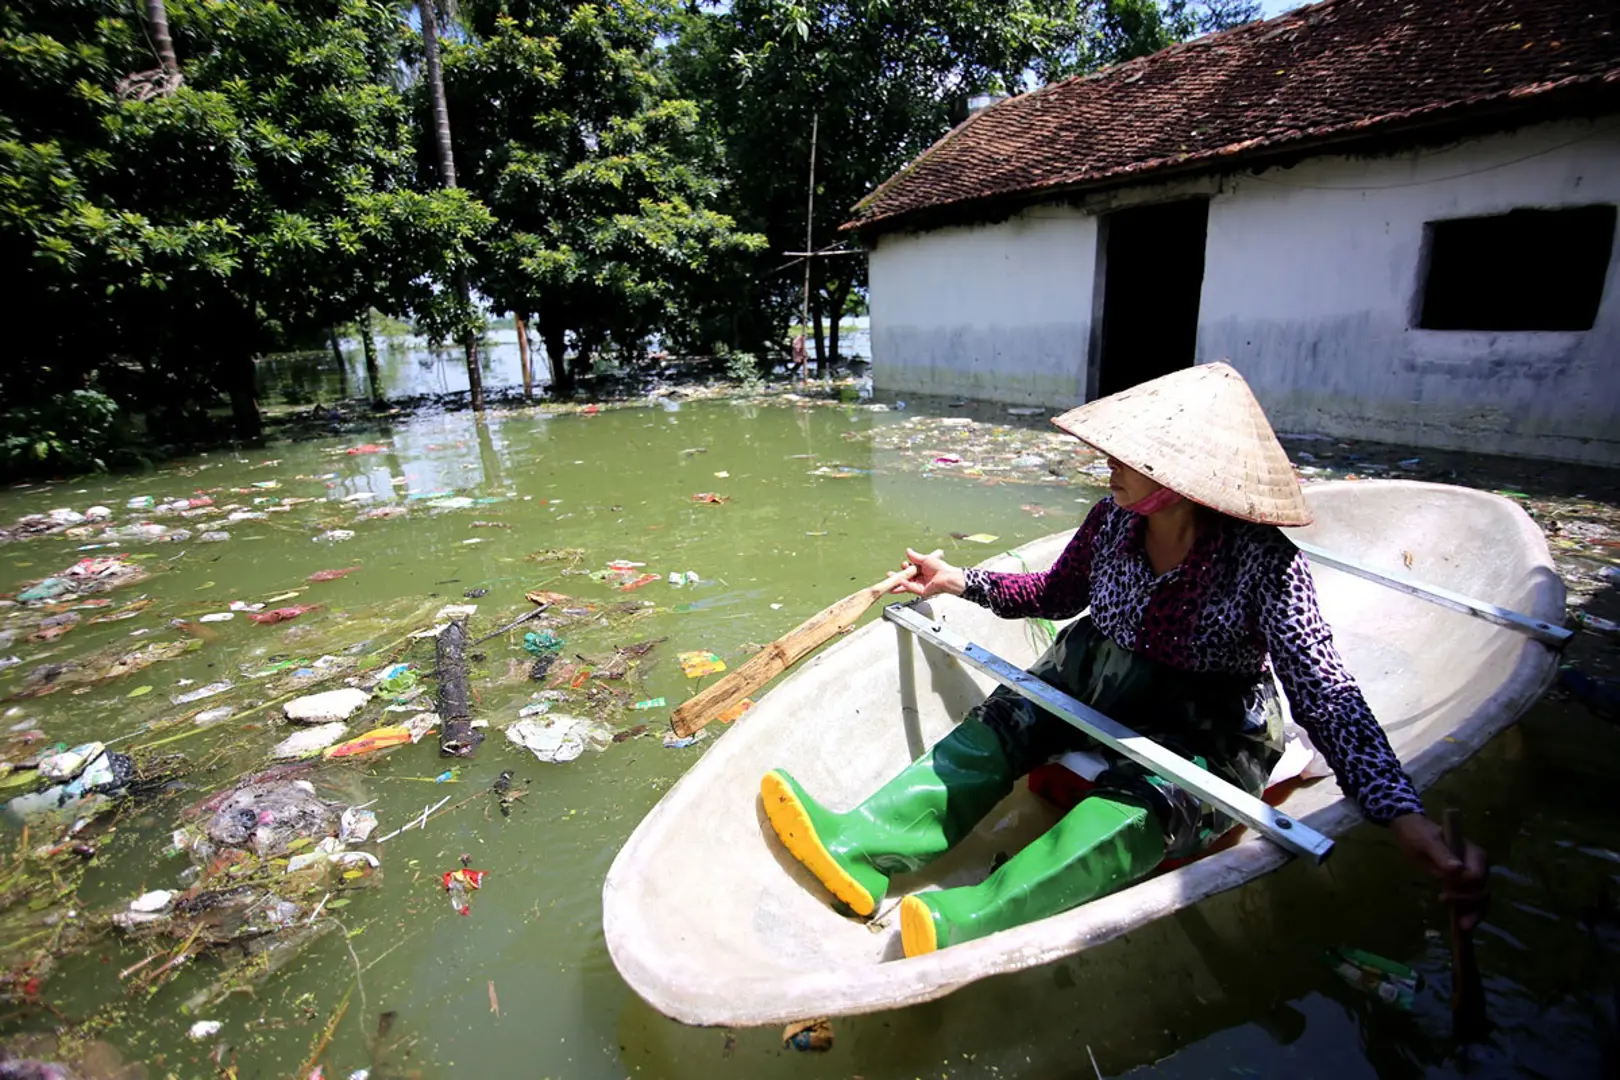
760, 770, 876, 916
900, 895, 939, 957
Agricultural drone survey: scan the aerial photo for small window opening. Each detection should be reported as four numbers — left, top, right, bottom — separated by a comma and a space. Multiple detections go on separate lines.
1417, 205, 1615, 331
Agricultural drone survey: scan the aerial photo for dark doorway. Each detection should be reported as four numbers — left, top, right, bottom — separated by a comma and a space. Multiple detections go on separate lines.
1093, 198, 1210, 398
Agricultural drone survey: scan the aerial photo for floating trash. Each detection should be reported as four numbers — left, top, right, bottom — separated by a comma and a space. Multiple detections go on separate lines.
173, 681, 232, 705
662, 730, 708, 750
505, 716, 612, 764
782, 1018, 833, 1051
679, 651, 726, 678
1326, 947, 1420, 1009
524, 629, 564, 654
284, 688, 370, 723
188, 1020, 223, 1041
272, 723, 349, 760
129, 890, 173, 913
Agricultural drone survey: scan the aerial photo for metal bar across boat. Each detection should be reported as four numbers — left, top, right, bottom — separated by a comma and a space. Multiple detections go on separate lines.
1289, 539, 1572, 648
883, 602, 1335, 863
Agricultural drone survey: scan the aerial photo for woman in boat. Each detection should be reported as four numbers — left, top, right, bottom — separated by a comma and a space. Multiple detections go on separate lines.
761, 362, 1488, 958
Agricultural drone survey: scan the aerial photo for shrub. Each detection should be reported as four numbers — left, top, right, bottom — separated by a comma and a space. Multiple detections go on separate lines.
1, 389, 125, 476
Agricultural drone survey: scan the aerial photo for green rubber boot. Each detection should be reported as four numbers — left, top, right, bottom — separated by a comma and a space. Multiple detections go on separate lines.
760, 719, 1013, 917
899, 794, 1166, 956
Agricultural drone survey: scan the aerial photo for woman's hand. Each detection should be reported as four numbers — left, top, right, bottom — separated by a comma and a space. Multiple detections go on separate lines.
891, 548, 965, 599
1388, 813, 1489, 931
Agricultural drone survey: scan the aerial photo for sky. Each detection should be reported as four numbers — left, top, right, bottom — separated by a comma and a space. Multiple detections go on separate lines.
1259, 0, 1305, 15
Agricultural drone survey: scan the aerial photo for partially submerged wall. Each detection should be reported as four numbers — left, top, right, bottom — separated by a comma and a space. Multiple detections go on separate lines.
1199, 117, 1620, 466
868, 116, 1620, 464
868, 207, 1097, 406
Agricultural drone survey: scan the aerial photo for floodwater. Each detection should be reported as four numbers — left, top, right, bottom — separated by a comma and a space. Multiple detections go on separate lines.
0, 393, 1616, 1079
259, 320, 874, 405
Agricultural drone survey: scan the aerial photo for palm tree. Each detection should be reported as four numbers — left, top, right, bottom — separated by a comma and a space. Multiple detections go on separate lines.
417, 0, 485, 412
147, 0, 179, 75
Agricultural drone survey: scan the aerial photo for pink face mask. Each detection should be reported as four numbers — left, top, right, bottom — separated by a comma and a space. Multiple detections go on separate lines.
1120, 486, 1184, 515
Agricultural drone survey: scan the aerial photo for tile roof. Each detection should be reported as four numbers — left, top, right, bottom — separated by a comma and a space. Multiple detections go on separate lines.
846, 0, 1620, 234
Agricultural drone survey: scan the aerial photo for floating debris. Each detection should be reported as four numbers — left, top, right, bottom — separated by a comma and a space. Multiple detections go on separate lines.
285, 689, 371, 723
505, 716, 612, 764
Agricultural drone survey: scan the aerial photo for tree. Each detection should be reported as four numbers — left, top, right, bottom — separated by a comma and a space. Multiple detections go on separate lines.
671, 0, 1257, 374
416, 0, 486, 412
1035, 0, 1260, 79
0, 0, 491, 448
669, 0, 1079, 374
446, 0, 764, 395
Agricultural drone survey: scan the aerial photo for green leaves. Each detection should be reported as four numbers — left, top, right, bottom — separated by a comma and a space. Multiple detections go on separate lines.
445, 0, 761, 386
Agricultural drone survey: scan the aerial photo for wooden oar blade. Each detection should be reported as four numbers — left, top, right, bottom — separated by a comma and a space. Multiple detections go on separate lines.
670, 566, 916, 737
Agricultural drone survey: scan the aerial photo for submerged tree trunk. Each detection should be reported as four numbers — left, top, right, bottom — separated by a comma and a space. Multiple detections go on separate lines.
328, 326, 348, 399
826, 278, 851, 376
436, 618, 483, 757
418, 0, 483, 413
811, 300, 826, 375
514, 313, 533, 402
542, 322, 570, 397
360, 311, 382, 405
458, 276, 483, 412
226, 349, 262, 441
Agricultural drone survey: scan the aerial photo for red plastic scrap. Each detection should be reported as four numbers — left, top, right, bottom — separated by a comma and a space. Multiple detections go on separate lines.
443, 867, 488, 915
618, 573, 659, 592
307, 566, 361, 582
248, 604, 320, 624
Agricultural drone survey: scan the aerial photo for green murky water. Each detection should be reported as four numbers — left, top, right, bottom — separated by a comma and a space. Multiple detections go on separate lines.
1, 397, 1616, 1078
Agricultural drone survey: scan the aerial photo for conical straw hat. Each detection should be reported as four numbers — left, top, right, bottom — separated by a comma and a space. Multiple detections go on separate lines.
1052, 362, 1311, 526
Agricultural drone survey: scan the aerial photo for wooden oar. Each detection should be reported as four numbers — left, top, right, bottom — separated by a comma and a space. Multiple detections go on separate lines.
670, 565, 920, 738
1443, 808, 1490, 1041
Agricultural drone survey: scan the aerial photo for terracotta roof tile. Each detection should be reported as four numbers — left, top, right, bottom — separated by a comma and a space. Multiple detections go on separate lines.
846, 0, 1620, 233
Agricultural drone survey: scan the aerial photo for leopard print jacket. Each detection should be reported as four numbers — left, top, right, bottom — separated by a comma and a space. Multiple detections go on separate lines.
961, 498, 1424, 825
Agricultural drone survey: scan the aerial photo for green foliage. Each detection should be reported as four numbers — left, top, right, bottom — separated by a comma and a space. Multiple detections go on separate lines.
0, 388, 124, 475
446, 0, 764, 392
0, 0, 490, 453
718, 346, 763, 393
1037, 0, 1260, 78
668, 0, 1254, 368
0, 0, 1254, 470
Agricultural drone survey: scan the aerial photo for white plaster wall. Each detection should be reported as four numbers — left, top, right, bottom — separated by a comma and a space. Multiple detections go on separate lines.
1199, 116, 1620, 465
869, 207, 1098, 405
